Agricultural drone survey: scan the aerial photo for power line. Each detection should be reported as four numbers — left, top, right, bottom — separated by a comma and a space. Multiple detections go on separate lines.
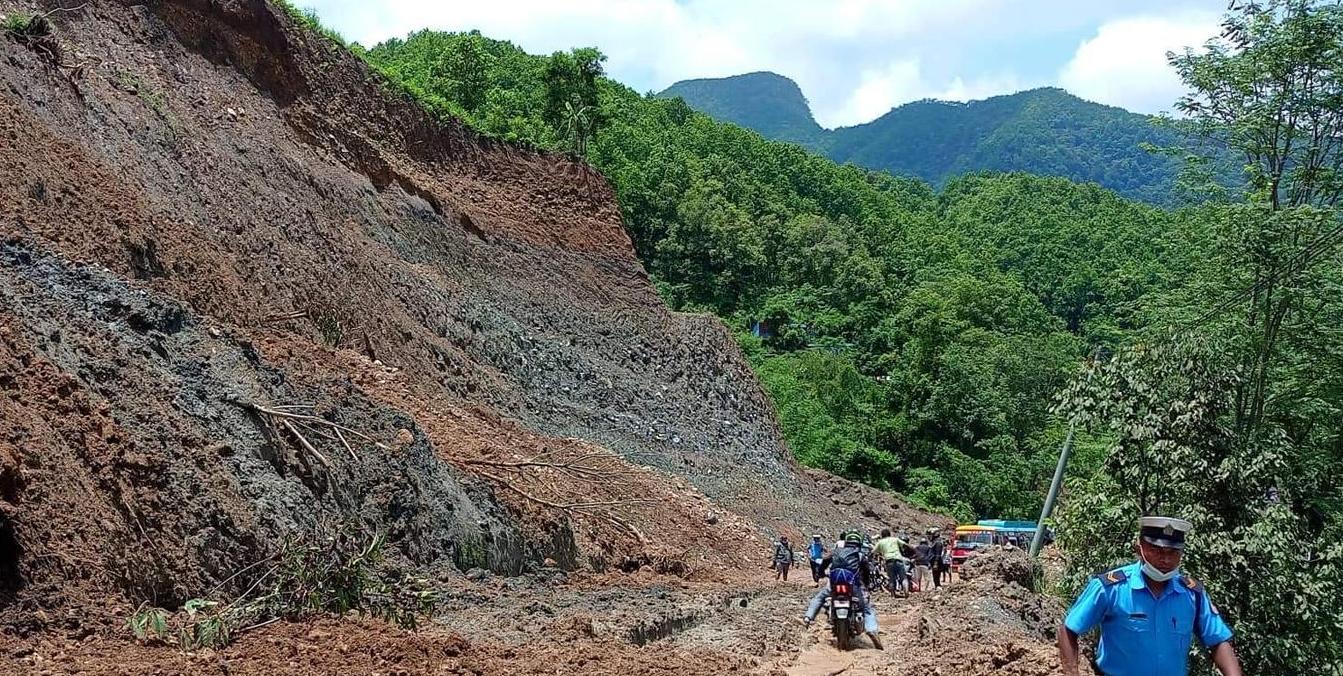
1177, 218, 1343, 333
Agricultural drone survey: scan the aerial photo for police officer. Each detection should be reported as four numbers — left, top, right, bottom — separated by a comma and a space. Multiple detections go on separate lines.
1057, 516, 1242, 676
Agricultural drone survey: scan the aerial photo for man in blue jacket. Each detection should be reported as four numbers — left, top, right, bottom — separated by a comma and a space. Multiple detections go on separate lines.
1057, 516, 1242, 676
807, 535, 828, 583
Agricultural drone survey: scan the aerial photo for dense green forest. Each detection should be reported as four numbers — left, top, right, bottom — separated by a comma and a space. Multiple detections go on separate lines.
362, 30, 1197, 523
660, 74, 1224, 205
291, 0, 1343, 670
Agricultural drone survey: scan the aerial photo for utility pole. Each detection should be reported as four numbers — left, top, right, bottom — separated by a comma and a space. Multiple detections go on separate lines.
1030, 347, 1100, 558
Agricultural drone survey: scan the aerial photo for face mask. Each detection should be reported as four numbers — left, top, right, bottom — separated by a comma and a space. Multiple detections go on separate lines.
1140, 549, 1179, 582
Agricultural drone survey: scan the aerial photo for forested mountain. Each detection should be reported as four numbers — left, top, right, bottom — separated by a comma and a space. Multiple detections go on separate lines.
659, 72, 823, 145
658, 75, 1209, 205
308, 6, 1343, 671
362, 30, 1191, 524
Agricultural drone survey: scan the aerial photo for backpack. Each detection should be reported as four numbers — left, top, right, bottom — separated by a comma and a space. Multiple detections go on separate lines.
831, 544, 863, 572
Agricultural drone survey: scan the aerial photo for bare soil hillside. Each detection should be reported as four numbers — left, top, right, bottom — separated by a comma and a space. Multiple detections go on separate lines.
0, 1, 1073, 673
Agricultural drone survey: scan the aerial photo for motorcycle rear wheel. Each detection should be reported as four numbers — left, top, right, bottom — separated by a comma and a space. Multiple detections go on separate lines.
834, 618, 852, 650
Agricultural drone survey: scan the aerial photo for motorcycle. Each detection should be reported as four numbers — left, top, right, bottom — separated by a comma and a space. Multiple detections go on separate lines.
826, 570, 866, 650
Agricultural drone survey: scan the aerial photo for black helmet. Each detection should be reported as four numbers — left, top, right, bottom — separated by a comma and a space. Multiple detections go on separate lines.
844, 531, 863, 545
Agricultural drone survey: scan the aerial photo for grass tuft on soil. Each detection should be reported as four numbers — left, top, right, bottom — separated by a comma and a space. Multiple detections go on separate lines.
126, 524, 439, 649
3, 12, 48, 38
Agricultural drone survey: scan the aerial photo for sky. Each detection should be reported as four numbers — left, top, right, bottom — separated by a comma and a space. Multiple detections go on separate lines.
302, 0, 1228, 129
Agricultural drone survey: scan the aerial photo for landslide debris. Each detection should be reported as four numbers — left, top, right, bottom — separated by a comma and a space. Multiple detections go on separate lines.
885, 547, 1093, 676
0, 0, 948, 662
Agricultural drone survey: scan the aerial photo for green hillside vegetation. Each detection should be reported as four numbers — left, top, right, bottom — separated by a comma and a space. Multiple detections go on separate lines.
361, 30, 1193, 522
292, 2, 1342, 670
659, 72, 823, 145
659, 77, 1223, 205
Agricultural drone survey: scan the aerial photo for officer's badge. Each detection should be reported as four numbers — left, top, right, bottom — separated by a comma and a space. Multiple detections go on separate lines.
1100, 568, 1127, 585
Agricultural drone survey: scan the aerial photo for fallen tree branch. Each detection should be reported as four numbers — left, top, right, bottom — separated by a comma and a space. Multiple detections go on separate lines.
604, 512, 649, 546
238, 402, 391, 451
262, 310, 309, 324
463, 457, 629, 480
281, 419, 333, 472
564, 499, 660, 509
333, 427, 359, 461
470, 469, 656, 511
38, 3, 89, 19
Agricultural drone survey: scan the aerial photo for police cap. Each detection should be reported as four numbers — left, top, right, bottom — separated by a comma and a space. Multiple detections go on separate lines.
1138, 516, 1192, 550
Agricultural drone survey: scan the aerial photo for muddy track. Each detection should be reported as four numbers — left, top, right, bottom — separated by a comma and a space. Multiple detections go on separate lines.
0, 0, 998, 672
0, 557, 1086, 675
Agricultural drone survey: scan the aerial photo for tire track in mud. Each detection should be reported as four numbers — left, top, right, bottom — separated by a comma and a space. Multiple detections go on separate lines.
773, 568, 1071, 676
781, 590, 922, 676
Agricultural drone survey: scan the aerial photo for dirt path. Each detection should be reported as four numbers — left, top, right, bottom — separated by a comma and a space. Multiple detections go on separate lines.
773, 557, 1079, 676
1, 566, 1079, 675
781, 585, 940, 676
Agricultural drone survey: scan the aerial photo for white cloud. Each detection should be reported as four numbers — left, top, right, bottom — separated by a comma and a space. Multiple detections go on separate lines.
828, 60, 924, 127
823, 64, 1035, 127
304, 0, 1226, 126
1058, 12, 1221, 114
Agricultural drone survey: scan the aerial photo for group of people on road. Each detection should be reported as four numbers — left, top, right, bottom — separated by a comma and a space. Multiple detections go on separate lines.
766, 525, 958, 652
772, 514, 1245, 675
771, 526, 953, 595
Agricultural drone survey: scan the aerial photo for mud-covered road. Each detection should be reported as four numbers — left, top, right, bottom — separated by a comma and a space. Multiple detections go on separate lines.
1, 549, 1085, 675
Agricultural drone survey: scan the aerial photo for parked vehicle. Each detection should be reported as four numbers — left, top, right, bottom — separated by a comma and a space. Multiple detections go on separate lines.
951, 525, 995, 574
951, 520, 1040, 573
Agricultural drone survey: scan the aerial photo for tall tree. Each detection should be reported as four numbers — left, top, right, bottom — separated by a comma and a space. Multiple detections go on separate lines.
1061, 2, 1343, 672
543, 48, 607, 154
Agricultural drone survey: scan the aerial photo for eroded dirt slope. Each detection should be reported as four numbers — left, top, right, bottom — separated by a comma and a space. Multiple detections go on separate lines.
0, 0, 947, 643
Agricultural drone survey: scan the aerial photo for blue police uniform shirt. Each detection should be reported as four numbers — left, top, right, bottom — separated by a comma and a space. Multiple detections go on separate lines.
808, 541, 825, 559
1064, 562, 1233, 676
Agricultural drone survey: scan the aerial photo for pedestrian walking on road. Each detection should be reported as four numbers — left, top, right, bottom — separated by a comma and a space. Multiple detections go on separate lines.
772, 535, 795, 581
807, 535, 828, 583
1058, 516, 1242, 676
929, 531, 947, 588
913, 538, 932, 592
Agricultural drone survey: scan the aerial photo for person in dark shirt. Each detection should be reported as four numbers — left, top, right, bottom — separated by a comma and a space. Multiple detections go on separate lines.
929, 532, 947, 588
801, 531, 883, 649
772, 535, 795, 581
913, 538, 932, 591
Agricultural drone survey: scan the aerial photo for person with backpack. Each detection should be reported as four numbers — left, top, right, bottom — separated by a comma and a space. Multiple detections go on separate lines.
772, 535, 795, 581
801, 531, 883, 649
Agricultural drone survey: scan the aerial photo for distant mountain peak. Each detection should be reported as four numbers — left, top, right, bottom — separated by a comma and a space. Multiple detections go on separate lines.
658, 72, 822, 145
657, 74, 1202, 205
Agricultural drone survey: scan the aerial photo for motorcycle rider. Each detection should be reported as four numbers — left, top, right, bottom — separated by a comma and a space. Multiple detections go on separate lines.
801, 531, 884, 650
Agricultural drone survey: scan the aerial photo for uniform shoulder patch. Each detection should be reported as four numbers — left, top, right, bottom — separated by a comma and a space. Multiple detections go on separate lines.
1095, 568, 1127, 586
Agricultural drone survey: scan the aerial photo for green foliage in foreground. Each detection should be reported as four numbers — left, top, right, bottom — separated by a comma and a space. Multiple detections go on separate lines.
1057, 2, 1343, 673
127, 526, 437, 649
